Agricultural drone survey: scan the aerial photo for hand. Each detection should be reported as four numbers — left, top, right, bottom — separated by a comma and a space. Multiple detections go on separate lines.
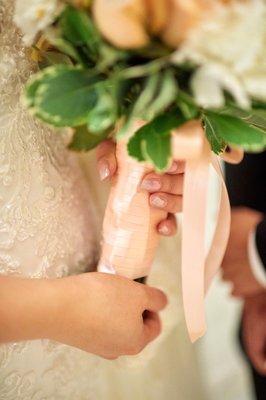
53, 272, 167, 359
97, 140, 184, 237
243, 292, 266, 375
222, 207, 264, 297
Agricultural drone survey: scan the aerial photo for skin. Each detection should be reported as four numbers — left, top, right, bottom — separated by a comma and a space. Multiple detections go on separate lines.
222, 207, 266, 375
222, 207, 264, 298
243, 292, 266, 376
0, 140, 183, 359
0, 273, 167, 360
96, 139, 185, 237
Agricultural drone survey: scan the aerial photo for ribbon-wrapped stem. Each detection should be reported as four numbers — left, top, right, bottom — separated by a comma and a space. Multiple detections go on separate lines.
98, 120, 241, 342
98, 123, 167, 279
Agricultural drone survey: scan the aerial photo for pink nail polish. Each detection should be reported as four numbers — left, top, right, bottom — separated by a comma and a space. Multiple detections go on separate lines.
141, 179, 161, 192
159, 225, 170, 235
151, 196, 167, 208
99, 161, 110, 181
168, 162, 178, 173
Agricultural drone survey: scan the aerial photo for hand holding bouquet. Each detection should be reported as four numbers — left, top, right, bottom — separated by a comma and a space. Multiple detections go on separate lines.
16, 0, 266, 341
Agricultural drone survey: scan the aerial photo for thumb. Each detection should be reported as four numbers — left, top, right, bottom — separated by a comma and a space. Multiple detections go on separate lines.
97, 140, 117, 181
144, 286, 168, 312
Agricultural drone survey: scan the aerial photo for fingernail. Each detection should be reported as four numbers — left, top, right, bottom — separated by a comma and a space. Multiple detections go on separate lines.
158, 225, 170, 235
151, 195, 167, 208
168, 162, 178, 173
141, 179, 161, 192
98, 160, 110, 181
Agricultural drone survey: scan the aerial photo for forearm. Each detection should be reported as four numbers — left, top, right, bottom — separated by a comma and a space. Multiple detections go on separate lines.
0, 276, 61, 344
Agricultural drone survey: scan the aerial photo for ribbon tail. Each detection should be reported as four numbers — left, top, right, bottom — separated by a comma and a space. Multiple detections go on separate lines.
182, 147, 210, 343
204, 156, 231, 292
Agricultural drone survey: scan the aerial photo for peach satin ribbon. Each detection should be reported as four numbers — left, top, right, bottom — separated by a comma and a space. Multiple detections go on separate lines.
172, 121, 243, 342
99, 120, 243, 342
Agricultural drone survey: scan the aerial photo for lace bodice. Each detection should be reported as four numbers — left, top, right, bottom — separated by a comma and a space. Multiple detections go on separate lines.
0, 0, 98, 279
0, 0, 35, 109
0, 1, 102, 398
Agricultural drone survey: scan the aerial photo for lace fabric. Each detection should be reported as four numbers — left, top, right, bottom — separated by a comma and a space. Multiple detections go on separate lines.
0, 1, 101, 398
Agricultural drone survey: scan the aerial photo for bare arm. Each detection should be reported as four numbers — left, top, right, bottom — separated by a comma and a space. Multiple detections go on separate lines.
0, 276, 60, 343
0, 273, 167, 359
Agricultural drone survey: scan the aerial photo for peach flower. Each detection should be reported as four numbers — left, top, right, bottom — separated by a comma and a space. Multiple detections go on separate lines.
92, 0, 227, 49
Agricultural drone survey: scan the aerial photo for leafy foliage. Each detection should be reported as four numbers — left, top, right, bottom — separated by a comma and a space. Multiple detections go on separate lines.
59, 6, 101, 60
69, 125, 109, 151
203, 111, 266, 153
25, 65, 102, 126
128, 111, 186, 171
24, 3, 266, 170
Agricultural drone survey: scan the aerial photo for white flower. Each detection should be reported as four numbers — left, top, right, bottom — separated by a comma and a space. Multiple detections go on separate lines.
172, 0, 266, 108
14, 0, 64, 46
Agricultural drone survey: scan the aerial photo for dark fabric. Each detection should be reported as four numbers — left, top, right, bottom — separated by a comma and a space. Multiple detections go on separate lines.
226, 152, 266, 399
225, 151, 266, 213
225, 151, 266, 268
256, 219, 266, 270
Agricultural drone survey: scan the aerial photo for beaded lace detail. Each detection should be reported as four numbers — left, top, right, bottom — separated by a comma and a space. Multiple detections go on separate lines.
0, 1, 100, 398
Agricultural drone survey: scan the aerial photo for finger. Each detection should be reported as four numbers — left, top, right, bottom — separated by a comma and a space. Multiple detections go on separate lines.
157, 214, 178, 236
167, 161, 185, 174
141, 173, 184, 195
247, 334, 266, 376
103, 354, 119, 361
142, 311, 162, 346
144, 286, 168, 312
150, 193, 182, 213
96, 140, 117, 181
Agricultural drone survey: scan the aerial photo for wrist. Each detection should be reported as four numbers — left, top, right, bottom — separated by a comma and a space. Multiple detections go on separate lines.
0, 276, 61, 343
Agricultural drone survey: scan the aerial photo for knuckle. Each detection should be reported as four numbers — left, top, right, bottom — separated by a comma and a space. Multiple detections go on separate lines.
141, 287, 150, 304
127, 342, 143, 355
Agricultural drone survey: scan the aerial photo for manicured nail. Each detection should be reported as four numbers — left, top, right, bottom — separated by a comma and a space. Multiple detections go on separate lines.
151, 195, 167, 208
141, 179, 161, 191
98, 160, 110, 181
158, 224, 170, 236
168, 162, 178, 173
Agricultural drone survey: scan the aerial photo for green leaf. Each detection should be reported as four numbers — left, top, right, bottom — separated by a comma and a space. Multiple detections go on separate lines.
45, 29, 84, 64
87, 84, 118, 134
59, 6, 101, 57
145, 69, 178, 121
141, 131, 171, 172
69, 125, 108, 151
24, 73, 44, 109
203, 111, 266, 153
132, 73, 161, 119
220, 104, 266, 132
203, 114, 226, 154
118, 70, 178, 138
38, 51, 73, 68
127, 128, 146, 162
25, 65, 101, 127
176, 90, 200, 120
127, 111, 186, 171
117, 74, 161, 138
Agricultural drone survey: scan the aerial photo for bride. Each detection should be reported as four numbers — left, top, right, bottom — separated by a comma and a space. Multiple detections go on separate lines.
0, 1, 205, 398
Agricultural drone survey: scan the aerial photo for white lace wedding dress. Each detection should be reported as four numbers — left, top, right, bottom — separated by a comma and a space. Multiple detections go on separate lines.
0, 1, 205, 399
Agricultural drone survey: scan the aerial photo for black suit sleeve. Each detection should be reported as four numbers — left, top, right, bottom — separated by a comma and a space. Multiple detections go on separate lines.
256, 219, 266, 269
225, 151, 266, 268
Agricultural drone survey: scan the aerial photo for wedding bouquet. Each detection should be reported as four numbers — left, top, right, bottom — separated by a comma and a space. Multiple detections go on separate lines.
16, 0, 266, 341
